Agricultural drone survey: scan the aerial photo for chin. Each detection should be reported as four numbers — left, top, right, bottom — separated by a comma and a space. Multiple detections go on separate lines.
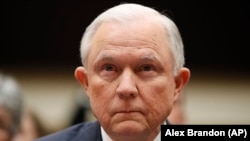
112, 120, 147, 135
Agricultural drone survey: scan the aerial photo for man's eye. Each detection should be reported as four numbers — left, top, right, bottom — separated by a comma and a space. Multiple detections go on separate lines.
104, 64, 115, 71
140, 65, 153, 71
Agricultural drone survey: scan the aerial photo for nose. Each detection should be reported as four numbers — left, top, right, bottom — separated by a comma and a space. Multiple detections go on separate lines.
116, 69, 138, 99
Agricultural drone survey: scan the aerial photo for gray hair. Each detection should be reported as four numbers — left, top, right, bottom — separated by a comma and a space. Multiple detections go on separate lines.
0, 73, 23, 136
80, 3, 185, 75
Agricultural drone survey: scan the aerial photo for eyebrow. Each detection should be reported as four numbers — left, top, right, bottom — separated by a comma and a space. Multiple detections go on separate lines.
140, 54, 158, 62
95, 53, 159, 63
95, 54, 114, 63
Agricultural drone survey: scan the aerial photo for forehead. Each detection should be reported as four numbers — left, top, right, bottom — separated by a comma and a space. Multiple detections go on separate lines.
92, 19, 168, 46
92, 19, 168, 48
87, 19, 173, 66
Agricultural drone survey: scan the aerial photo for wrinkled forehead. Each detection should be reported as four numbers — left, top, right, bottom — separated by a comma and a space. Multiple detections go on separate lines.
90, 18, 170, 52
86, 19, 173, 68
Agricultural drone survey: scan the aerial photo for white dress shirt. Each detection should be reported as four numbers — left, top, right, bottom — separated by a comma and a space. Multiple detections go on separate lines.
101, 121, 167, 141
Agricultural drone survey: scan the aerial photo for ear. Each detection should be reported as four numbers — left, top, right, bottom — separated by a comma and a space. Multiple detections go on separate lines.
173, 67, 191, 101
75, 67, 89, 92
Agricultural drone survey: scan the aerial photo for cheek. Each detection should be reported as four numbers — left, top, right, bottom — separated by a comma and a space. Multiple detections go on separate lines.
141, 78, 176, 119
87, 78, 115, 116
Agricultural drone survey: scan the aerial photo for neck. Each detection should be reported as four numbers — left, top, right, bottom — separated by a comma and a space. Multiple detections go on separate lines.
108, 128, 160, 141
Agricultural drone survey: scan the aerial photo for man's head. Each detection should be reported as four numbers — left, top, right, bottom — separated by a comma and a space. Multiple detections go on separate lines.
75, 3, 190, 141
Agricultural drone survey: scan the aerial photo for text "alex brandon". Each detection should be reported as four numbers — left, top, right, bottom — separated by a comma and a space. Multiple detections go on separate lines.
165, 129, 226, 137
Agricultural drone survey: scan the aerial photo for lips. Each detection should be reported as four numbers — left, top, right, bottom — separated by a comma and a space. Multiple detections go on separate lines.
113, 108, 145, 115
116, 110, 140, 114
110, 102, 146, 116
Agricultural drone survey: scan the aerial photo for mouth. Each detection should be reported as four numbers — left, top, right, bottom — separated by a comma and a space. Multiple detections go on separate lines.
120, 110, 137, 113
114, 110, 143, 115
112, 106, 145, 116
112, 110, 145, 124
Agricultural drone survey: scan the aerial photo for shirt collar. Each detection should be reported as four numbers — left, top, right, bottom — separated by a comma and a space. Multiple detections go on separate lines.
100, 121, 166, 141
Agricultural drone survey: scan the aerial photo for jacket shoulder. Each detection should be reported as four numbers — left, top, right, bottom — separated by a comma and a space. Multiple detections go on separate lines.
35, 121, 101, 141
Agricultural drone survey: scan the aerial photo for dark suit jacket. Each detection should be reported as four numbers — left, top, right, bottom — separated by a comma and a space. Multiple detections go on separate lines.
36, 120, 170, 141
35, 121, 102, 141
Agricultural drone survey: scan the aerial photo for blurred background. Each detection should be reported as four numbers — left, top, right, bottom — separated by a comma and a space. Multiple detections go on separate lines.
1, 0, 250, 137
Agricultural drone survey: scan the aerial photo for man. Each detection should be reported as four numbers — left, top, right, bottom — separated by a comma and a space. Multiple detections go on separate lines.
0, 73, 23, 141
37, 3, 190, 141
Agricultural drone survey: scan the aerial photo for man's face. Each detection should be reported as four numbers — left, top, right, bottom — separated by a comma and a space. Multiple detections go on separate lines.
0, 107, 13, 141
77, 19, 183, 138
